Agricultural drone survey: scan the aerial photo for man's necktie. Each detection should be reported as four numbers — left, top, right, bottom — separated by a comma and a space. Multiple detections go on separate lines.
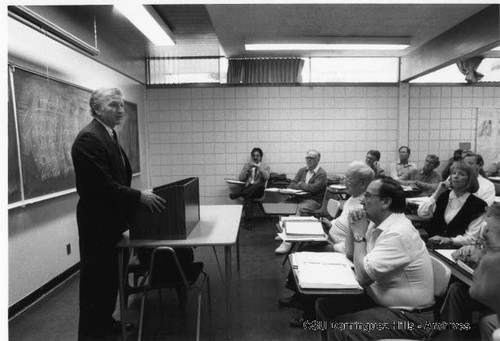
112, 130, 125, 166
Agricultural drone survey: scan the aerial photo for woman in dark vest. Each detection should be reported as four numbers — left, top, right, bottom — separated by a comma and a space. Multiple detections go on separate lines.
418, 162, 486, 248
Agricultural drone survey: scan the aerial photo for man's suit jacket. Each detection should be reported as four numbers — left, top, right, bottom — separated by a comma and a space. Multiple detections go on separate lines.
71, 119, 141, 242
290, 166, 328, 203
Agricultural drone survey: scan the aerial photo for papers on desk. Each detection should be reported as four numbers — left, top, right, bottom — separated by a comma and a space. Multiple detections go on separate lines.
329, 184, 346, 190
434, 249, 475, 276
434, 249, 456, 262
292, 252, 361, 290
489, 176, 500, 182
265, 187, 308, 195
495, 196, 500, 204
457, 260, 474, 276
277, 216, 327, 242
225, 178, 245, 185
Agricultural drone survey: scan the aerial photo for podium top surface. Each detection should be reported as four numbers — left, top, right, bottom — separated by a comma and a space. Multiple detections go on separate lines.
119, 205, 242, 248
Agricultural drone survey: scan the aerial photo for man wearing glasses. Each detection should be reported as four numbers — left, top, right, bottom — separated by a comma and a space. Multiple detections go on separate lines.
316, 177, 435, 340
275, 150, 327, 254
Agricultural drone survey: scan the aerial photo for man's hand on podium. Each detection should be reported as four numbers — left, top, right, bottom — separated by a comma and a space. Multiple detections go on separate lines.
140, 189, 166, 212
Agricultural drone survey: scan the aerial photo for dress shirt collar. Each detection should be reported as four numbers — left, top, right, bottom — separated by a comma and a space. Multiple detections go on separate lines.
308, 165, 320, 174
95, 117, 115, 138
449, 190, 470, 202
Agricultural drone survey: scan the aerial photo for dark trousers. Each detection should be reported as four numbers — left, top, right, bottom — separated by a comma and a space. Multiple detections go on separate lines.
239, 182, 265, 218
78, 237, 122, 340
437, 282, 495, 341
316, 294, 434, 341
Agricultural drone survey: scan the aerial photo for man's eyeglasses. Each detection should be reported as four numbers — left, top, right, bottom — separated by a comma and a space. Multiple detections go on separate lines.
364, 192, 382, 199
305, 157, 318, 160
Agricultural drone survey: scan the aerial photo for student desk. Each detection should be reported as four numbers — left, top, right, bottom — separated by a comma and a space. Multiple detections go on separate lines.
428, 248, 472, 286
116, 205, 242, 340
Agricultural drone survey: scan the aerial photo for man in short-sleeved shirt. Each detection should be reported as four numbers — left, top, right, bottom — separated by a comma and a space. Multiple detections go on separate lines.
399, 154, 441, 196
389, 146, 417, 180
316, 177, 434, 341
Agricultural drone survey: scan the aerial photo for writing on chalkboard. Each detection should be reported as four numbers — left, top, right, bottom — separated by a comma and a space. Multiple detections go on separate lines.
8, 67, 140, 205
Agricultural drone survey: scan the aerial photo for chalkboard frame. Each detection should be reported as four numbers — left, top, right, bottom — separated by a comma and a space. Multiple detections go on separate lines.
8, 65, 141, 208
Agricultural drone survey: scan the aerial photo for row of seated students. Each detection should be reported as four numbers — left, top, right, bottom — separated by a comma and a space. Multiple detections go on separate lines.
230, 147, 499, 340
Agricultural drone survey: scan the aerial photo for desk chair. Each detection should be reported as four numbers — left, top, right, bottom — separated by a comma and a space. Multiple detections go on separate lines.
376, 254, 451, 341
137, 246, 211, 341
312, 189, 339, 219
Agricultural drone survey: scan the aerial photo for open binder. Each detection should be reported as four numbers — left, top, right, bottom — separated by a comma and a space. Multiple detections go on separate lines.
291, 252, 362, 290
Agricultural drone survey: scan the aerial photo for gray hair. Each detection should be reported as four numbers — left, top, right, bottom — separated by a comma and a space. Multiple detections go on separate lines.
347, 161, 375, 183
89, 87, 123, 117
307, 149, 321, 160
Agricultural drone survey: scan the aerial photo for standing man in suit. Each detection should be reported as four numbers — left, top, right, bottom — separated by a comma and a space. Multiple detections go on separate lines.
275, 149, 327, 254
72, 87, 165, 340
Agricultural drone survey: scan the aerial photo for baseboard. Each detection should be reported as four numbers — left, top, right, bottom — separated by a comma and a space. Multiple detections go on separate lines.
8, 262, 80, 320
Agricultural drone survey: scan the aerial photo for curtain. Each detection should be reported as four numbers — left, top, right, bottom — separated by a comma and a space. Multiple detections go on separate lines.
227, 58, 304, 84
457, 56, 484, 84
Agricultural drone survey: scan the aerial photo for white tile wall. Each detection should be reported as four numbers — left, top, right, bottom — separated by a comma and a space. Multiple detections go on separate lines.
146, 84, 499, 205
408, 84, 500, 174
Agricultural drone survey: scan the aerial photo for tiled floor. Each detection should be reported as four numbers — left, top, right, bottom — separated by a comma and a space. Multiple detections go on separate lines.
9, 216, 315, 341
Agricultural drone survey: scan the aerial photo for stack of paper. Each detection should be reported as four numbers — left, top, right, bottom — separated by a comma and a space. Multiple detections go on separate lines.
285, 221, 324, 237
277, 217, 327, 242
265, 187, 308, 195
293, 252, 361, 290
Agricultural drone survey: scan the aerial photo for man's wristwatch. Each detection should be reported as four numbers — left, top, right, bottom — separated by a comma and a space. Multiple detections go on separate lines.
354, 234, 367, 243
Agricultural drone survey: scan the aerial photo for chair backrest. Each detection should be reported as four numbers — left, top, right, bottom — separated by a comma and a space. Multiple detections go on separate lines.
429, 254, 451, 298
313, 188, 338, 218
326, 199, 340, 219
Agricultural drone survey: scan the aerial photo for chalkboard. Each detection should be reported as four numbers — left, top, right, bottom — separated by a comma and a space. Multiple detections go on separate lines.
9, 67, 141, 204
8, 68, 21, 203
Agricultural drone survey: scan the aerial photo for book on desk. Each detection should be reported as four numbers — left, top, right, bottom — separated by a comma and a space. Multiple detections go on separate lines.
277, 216, 328, 242
291, 252, 362, 290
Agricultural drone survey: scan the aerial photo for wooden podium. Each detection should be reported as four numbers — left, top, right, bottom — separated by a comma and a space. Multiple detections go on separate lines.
129, 177, 200, 240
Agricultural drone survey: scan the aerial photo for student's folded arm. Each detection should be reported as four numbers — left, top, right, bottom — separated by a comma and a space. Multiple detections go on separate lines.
299, 172, 327, 193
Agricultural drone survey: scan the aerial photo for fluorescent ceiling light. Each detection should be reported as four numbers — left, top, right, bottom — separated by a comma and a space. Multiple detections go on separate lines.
246, 43, 409, 51
115, 3, 174, 46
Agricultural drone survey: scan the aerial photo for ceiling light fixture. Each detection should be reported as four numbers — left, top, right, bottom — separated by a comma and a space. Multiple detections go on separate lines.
246, 43, 409, 51
115, 3, 174, 46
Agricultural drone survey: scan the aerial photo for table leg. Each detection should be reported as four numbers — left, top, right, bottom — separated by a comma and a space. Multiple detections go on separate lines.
117, 248, 126, 341
236, 232, 240, 272
224, 245, 232, 339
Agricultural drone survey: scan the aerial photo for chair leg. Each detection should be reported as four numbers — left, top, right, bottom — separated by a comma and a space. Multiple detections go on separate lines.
206, 274, 212, 313
157, 288, 165, 321
138, 287, 149, 341
196, 290, 202, 341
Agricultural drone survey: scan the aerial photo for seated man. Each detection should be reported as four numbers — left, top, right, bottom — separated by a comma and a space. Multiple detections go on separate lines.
275, 149, 327, 254
464, 152, 496, 206
279, 161, 375, 325
435, 215, 498, 341
485, 160, 500, 177
365, 150, 385, 177
469, 203, 500, 341
398, 154, 441, 196
389, 145, 417, 180
316, 177, 435, 341
229, 147, 270, 225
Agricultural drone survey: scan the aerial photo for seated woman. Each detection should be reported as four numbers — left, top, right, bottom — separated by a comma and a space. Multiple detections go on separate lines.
418, 161, 487, 248
229, 147, 271, 224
